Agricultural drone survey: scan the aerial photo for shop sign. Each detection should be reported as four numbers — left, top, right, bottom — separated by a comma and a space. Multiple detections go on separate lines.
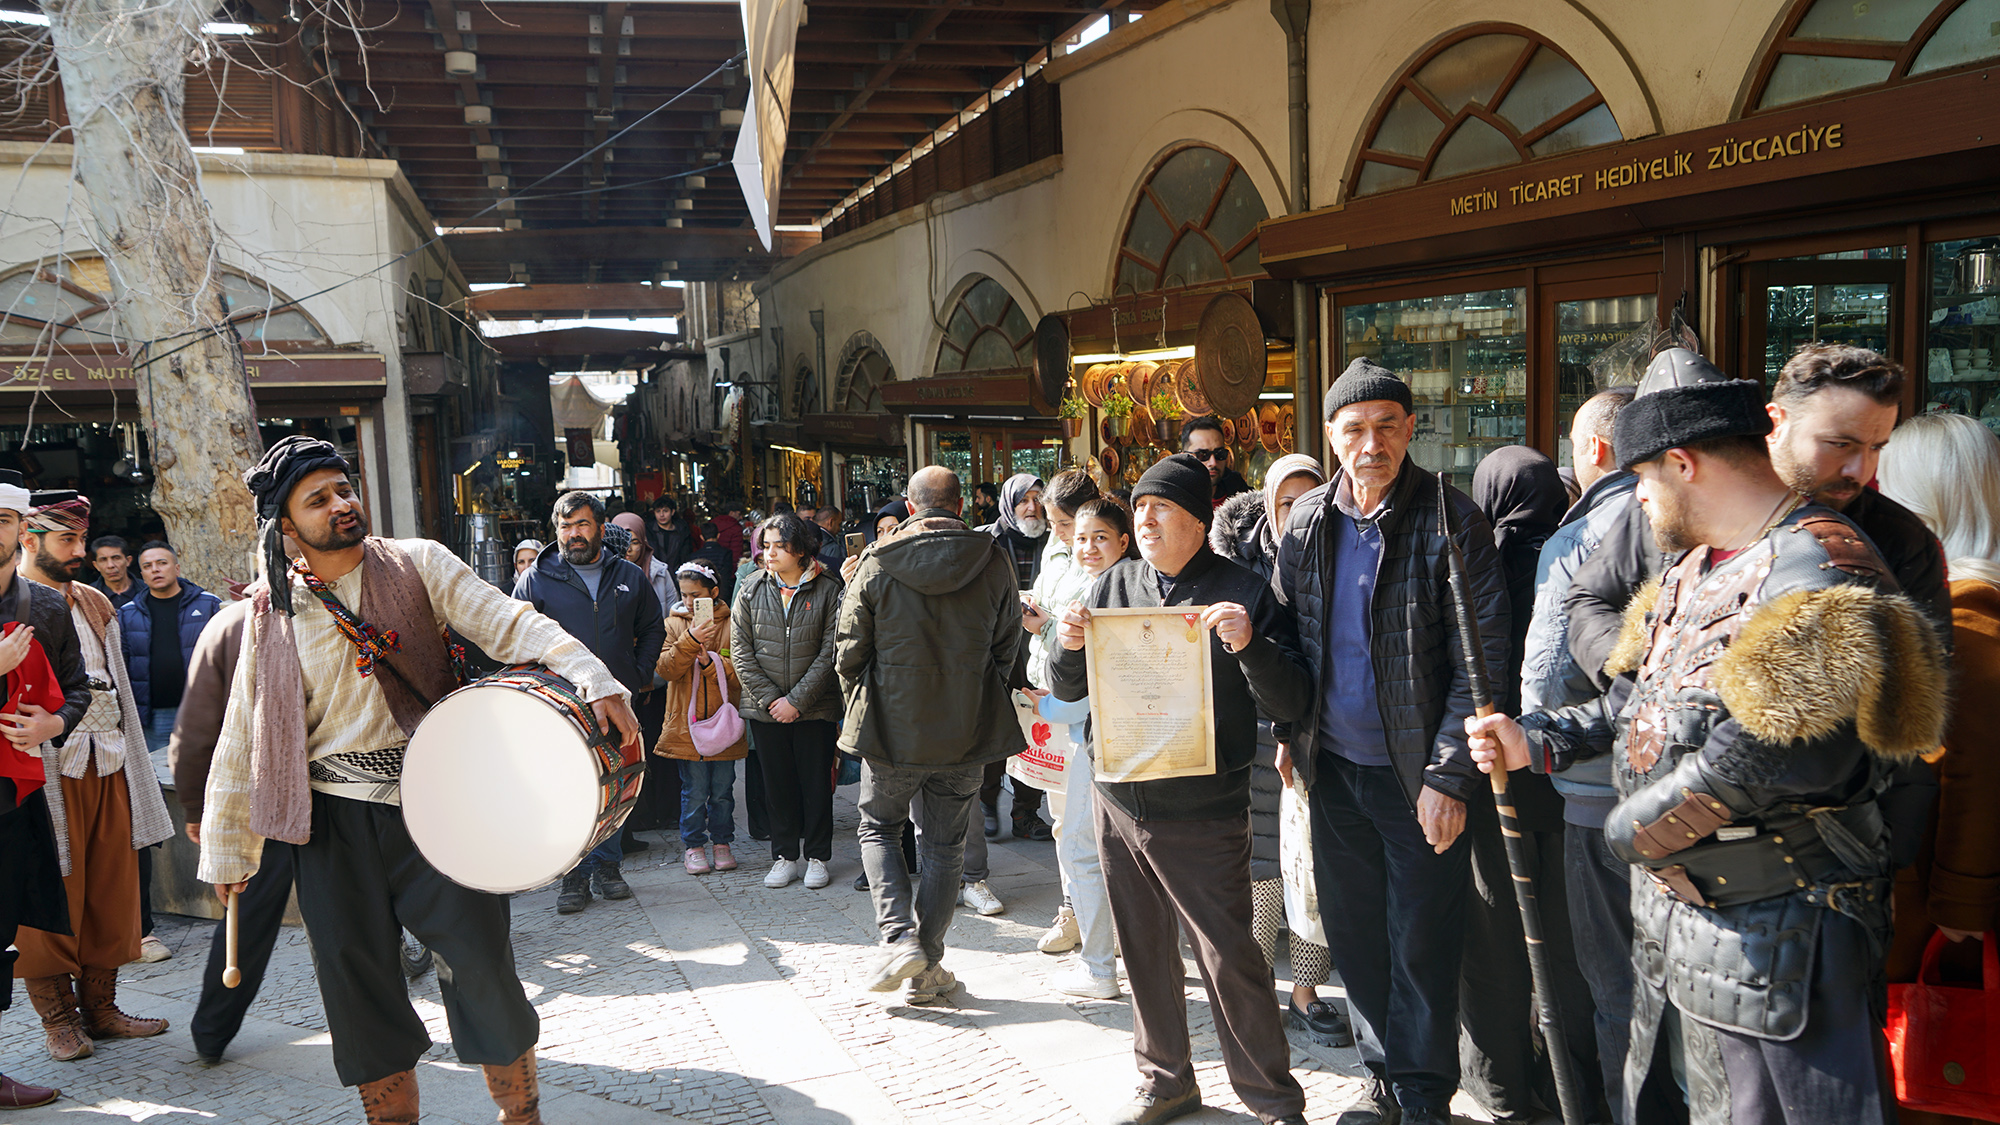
0, 353, 387, 392
879, 371, 1040, 413
803, 412, 903, 446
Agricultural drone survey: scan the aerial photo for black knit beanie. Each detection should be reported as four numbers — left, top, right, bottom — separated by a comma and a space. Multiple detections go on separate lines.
1324, 357, 1414, 420
1614, 379, 1772, 470
1133, 452, 1214, 525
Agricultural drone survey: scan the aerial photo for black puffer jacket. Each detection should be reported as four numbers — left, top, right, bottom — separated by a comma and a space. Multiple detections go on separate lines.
1273, 460, 1510, 807
730, 565, 844, 723
512, 545, 666, 695
1212, 491, 1283, 880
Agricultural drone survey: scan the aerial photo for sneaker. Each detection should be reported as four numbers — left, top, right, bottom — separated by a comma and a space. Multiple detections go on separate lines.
1050, 965, 1120, 999
592, 862, 633, 900
865, 936, 927, 992
1011, 812, 1054, 841
959, 880, 1004, 916
764, 857, 799, 888
1107, 1086, 1201, 1125
556, 871, 591, 914
711, 844, 737, 871
803, 858, 831, 889
1037, 905, 1079, 953
1333, 1078, 1401, 1125
136, 935, 171, 964
905, 963, 957, 1004
852, 872, 870, 891
684, 847, 712, 876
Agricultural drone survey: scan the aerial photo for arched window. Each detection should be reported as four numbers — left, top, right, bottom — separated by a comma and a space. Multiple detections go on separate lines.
841, 350, 891, 412
1746, 0, 2000, 112
933, 277, 1034, 374
1116, 146, 1268, 294
0, 256, 331, 351
1347, 29, 1624, 199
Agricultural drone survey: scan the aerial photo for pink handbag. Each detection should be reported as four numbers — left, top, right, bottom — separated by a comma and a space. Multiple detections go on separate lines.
686, 653, 744, 758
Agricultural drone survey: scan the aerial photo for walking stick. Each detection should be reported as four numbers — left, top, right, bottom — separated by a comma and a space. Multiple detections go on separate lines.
1440, 476, 1585, 1125
222, 889, 242, 989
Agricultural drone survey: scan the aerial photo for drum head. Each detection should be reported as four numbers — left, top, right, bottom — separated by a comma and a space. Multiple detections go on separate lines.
402, 686, 602, 893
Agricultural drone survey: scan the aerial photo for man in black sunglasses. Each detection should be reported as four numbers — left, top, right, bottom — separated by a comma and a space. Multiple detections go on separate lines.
1180, 417, 1251, 506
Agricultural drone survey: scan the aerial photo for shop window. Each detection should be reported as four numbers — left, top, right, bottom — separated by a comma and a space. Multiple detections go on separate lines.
1749, 0, 2000, 111
933, 277, 1034, 374
0, 256, 331, 351
1348, 30, 1623, 200
1114, 146, 1269, 294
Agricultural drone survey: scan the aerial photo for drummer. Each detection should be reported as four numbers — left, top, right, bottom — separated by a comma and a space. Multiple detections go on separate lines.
197, 436, 640, 1125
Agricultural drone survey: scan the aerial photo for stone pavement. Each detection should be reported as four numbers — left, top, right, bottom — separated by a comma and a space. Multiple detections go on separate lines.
1, 787, 1518, 1124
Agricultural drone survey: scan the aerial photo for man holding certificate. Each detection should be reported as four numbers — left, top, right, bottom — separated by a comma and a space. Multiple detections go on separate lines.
1053, 453, 1314, 1125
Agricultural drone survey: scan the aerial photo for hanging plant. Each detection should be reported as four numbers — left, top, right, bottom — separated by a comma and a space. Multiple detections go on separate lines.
1148, 391, 1182, 419
1057, 393, 1089, 419
1102, 391, 1134, 437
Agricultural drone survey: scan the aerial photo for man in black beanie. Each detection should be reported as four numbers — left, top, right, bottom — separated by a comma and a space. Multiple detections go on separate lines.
1053, 453, 1314, 1125
1272, 357, 1508, 1125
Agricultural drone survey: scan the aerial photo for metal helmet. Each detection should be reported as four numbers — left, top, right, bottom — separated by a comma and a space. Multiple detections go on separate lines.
1636, 347, 1730, 396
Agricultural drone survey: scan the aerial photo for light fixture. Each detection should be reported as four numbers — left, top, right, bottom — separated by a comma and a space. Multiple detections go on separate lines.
1257, 392, 1295, 400
443, 50, 477, 75
463, 105, 492, 125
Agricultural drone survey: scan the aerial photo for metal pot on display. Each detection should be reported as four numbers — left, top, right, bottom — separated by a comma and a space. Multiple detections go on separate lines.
1956, 240, 2000, 294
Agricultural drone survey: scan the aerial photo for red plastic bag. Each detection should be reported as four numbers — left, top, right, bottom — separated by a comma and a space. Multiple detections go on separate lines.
1888, 931, 2000, 1122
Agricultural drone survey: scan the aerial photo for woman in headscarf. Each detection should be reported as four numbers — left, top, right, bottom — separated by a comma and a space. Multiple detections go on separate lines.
867, 498, 908, 545
611, 511, 674, 614
1209, 454, 1352, 1047
982, 472, 1046, 590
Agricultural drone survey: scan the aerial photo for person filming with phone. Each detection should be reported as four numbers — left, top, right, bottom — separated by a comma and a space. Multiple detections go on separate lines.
655, 562, 747, 876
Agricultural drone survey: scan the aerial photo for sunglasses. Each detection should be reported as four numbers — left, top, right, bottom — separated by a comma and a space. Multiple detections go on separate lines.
1187, 448, 1228, 462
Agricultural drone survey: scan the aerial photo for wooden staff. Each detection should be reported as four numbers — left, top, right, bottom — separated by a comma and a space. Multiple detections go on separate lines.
1440, 474, 1585, 1125
222, 889, 242, 989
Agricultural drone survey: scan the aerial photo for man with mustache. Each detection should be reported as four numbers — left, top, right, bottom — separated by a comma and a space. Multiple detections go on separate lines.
199, 437, 641, 1125
13, 492, 175, 1061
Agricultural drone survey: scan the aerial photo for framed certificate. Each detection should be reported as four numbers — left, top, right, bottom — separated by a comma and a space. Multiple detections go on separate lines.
1084, 605, 1216, 783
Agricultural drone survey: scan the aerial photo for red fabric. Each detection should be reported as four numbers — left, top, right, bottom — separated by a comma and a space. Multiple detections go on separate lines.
0, 622, 64, 808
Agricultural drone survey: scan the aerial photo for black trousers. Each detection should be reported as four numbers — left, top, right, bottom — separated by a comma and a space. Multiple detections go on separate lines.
192, 837, 295, 1058
293, 792, 538, 1087
750, 719, 836, 862
0, 779, 70, 1015
744, 740, 770, 838
626, 688, 679, 832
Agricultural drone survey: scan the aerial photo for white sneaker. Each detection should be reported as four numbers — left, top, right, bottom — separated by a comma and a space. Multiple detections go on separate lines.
764, 858, 799, 888
959, 879, 1004, 916
803, 858, 831, 889
1037, 905, 1079, 953
1051, 965, 1120, 999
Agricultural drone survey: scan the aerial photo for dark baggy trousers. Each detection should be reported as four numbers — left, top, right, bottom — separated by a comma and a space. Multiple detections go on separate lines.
0, 779, 70, 1015
293, 792, 538, 1087
1097, 795, 1306, 1123
1312, 753, 1471, 1114
627, 688, 678, 832
1568, 823, 1670, 1125
193, 837, 295, 1059
750, 719, 837, 862
858, 761, 982, 966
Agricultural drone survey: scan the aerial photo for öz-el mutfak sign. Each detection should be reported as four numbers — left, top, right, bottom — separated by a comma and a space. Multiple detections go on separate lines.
0, 353, 388, 392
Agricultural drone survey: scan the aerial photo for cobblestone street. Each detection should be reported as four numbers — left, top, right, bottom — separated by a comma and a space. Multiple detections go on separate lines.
2, 790, 1508, 1124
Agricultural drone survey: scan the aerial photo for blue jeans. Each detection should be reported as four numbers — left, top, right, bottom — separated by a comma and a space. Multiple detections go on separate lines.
144, 705, 179, 754
679, 759, 737, 847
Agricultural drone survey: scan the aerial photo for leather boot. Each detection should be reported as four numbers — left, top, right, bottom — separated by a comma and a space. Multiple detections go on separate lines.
22, 977, 92, 1061
76, 966, 168, 1039
358, 1070, 419, 1124
481, 1048, 542, 1125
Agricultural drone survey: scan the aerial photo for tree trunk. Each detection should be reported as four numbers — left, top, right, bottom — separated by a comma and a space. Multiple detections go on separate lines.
46, 0, 262, 592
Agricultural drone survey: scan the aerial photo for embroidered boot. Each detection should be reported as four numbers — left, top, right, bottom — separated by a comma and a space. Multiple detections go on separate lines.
22, 977, 92, 1061
481, 1048, 542, 1124
76, 967, 168, 1039
358, 1069, 419, 1124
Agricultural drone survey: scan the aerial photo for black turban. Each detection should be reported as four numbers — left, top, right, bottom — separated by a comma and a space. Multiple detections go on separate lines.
243, 435, 352, 615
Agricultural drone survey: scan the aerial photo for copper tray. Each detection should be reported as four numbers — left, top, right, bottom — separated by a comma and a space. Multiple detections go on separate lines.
1219, 417, 1236, 447
1236, 410, 1259, 452
1172, 358, 1212, 416
1081, 363, 1111, 407
1130, 402, 1155, 445
1258, 402, 1282, 453
1278, 405, 1297, 453
1099, 445, 1120, 478
1196, 292, 1268, 419
1128, 361, 1158, 406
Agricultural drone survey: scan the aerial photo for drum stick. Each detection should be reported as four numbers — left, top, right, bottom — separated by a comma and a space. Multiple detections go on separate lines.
222, 889, 242, 988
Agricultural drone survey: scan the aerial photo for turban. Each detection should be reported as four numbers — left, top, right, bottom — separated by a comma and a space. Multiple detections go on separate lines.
25, 491, 89, 532
0, 469, 27, 515
242, 435, 352, 616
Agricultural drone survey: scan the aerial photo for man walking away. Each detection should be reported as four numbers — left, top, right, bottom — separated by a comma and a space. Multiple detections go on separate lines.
88, 537, 136, 608
515, 492, 666, 914
838, 466, 1021, 1006
118, 542, 222, 754
1273, 359, 1509, 1125
1054, 453, 1314, 1125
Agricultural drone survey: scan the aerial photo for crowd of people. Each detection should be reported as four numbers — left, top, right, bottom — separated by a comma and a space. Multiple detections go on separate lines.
0, 338, 1993, 1125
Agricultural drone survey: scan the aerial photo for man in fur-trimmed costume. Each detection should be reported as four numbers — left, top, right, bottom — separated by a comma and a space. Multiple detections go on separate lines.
1467, 375, 1947, 1123
12, 491, 175, 1061
200, 436, 642, 1125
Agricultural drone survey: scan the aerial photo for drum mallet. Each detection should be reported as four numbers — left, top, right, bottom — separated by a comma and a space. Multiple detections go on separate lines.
1440, 475, 1585, 1125
222, 889, 242, 989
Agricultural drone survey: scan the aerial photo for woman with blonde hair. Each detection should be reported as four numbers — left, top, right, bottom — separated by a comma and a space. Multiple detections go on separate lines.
1877, 410, 2000, 1125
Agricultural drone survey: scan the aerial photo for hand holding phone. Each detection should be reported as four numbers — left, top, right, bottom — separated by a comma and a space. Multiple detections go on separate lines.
845, 532, 866, 558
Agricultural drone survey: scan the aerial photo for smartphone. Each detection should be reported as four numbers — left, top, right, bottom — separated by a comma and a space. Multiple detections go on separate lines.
691, 596, 714, 625
845, 532, 866, 557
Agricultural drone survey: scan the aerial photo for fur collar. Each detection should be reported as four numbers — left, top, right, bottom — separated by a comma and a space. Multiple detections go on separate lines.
1209, 491, 1270, 569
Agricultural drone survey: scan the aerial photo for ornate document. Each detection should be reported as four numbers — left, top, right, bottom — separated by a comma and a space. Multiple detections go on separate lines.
1085, 606, 1216, 783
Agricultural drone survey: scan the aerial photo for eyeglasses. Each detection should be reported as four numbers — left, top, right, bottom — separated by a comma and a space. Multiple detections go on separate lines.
1187, 448, 1228, 462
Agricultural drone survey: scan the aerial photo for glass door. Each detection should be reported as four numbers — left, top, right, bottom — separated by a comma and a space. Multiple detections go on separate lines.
1546, 290, 1657, 467
1739, 255, 1902, 388
1922, 236, 2000, 429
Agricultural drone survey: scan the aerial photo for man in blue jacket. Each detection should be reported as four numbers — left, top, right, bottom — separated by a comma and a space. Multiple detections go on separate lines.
514, 491, 665, 915
117, 542, 224, 753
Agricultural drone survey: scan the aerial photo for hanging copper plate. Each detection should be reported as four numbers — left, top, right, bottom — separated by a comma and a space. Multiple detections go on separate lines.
1080, 364, 1109, 407
1130, 403, 1154, 446
1128, 361, 1159, 406
1278, 405, 1297, 453
1237, 411, 1259, 452
1100, 445, 1120, 478
1173, 359, 1212, 416
1219, 417, 1236, 447
1196, 292, 1267, 420
1258, 402, 1282, 453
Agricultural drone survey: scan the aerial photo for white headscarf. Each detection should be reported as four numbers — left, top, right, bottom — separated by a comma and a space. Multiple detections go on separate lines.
1261, 453, 1324, 534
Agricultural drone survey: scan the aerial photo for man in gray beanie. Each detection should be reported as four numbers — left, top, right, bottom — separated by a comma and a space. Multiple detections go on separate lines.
1054, 453, 1313, 1125
1272, 358, 1508, 1125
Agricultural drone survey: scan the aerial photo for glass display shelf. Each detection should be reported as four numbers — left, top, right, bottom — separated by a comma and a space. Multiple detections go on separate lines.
1761, 282, 1891, 384
1924, 237, 2000, 431
1555, 295, 1657, 467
